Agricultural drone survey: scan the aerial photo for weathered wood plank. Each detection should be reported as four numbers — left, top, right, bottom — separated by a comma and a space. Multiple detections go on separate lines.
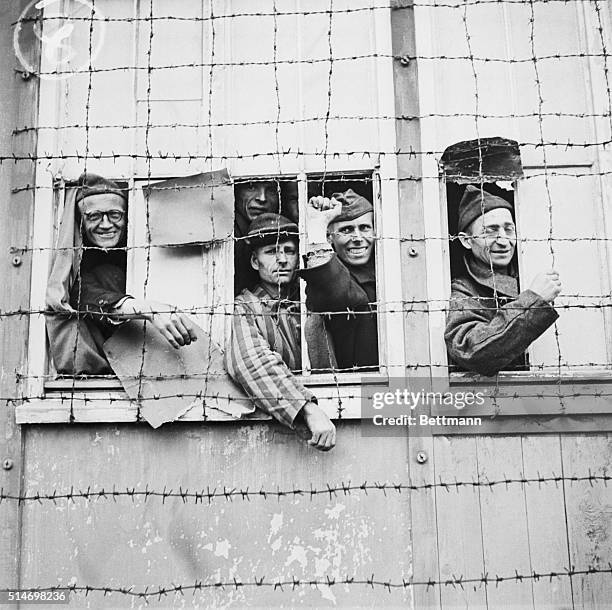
562, 434, 612, 609
432, 381, 612, 417
407, 434, 441, 609
434, 436, 487, 610
521, 435, 573, 608
20, 421, 412, 608
393, 0, 440, 605
0, 0, 38, 590
477, 436, 535, 609
433, 415, 612, 436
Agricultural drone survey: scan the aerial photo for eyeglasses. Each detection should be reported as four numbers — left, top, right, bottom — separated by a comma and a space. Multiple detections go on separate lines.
83, 210, 125, 224
481, 225, 516, 238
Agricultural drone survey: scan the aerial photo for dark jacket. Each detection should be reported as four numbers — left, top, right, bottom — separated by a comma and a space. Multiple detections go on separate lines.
299, 254, 378, 371
445, 257, 558, 376
69, 247, 127, 339
47, 246, 127, 375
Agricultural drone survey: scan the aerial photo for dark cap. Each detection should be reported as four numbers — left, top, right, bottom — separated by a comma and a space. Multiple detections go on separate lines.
331, 189, 373, 223
457, 185, 514, 232
246, 213, 299, 248
75, 173, 127, 205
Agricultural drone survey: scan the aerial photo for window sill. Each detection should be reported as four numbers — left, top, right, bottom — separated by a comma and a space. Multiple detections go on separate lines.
440, 370, 612, 418
17, 372, 612, 426
449, 369, 612, 384
15, 375, 388, 424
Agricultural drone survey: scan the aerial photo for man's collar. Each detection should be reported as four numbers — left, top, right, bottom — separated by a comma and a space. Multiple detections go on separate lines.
253, 282, 300, 313
464, 255, 518, 298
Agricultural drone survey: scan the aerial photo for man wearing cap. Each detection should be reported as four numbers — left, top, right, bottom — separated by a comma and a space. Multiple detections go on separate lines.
226, 213, 336, 451
298, 190, 378, 371
445, 185, 561, 376
46, 173, 197, 375
234, 180, 302, 295
234, 180, 281, 296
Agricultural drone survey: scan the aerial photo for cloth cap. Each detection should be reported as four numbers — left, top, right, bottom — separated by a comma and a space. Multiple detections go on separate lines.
246, 213, 299, 248
457, 185, 514, 232
75, 173, 127, 205
331, 189, 373, 223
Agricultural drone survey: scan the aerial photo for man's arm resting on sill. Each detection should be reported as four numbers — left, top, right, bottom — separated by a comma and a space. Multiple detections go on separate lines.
445, 289, 559, 376
225, 298, 336, 451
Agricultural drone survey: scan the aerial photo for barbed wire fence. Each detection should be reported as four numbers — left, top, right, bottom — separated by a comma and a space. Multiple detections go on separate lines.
0, 474, 611, 601
2, 0, 612, 605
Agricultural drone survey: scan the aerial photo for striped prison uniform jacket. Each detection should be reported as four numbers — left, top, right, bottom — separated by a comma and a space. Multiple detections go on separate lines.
225, 284, 315, 428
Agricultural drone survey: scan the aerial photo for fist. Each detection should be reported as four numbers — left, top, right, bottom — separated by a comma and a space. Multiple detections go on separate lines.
299, 402, 336, 451
529, 270, 562, 303
306, 196, 343, 227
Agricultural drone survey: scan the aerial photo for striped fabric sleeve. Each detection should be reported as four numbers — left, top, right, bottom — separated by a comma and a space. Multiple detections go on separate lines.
225, 299, 314, 429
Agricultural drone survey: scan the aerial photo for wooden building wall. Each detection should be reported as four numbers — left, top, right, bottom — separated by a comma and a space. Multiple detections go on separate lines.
1, 1, 611, 608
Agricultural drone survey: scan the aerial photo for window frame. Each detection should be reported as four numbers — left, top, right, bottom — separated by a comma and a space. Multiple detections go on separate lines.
419, 171, 612, 431
443, 173, 612, 372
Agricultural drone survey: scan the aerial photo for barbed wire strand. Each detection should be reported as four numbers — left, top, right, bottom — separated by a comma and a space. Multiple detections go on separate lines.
11, 0, 609, 29
0, 474, 610, 504
2, 567, 611, 600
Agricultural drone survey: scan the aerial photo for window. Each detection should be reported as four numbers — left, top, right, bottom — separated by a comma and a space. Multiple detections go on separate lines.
413, 0, 612, 429
232, 171, 379, 377
442, 138, 528, 374
438, 137, 612, 384
18, 0, 402, 423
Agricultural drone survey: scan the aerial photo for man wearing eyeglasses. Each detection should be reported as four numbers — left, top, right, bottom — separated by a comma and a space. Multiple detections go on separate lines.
47, 173, 197, 375
445, 185, 561, 376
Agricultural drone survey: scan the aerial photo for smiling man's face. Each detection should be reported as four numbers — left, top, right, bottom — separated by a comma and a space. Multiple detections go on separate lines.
79, 193, 127, 248
328, 212, 374, 267
461, 207, 516, 270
